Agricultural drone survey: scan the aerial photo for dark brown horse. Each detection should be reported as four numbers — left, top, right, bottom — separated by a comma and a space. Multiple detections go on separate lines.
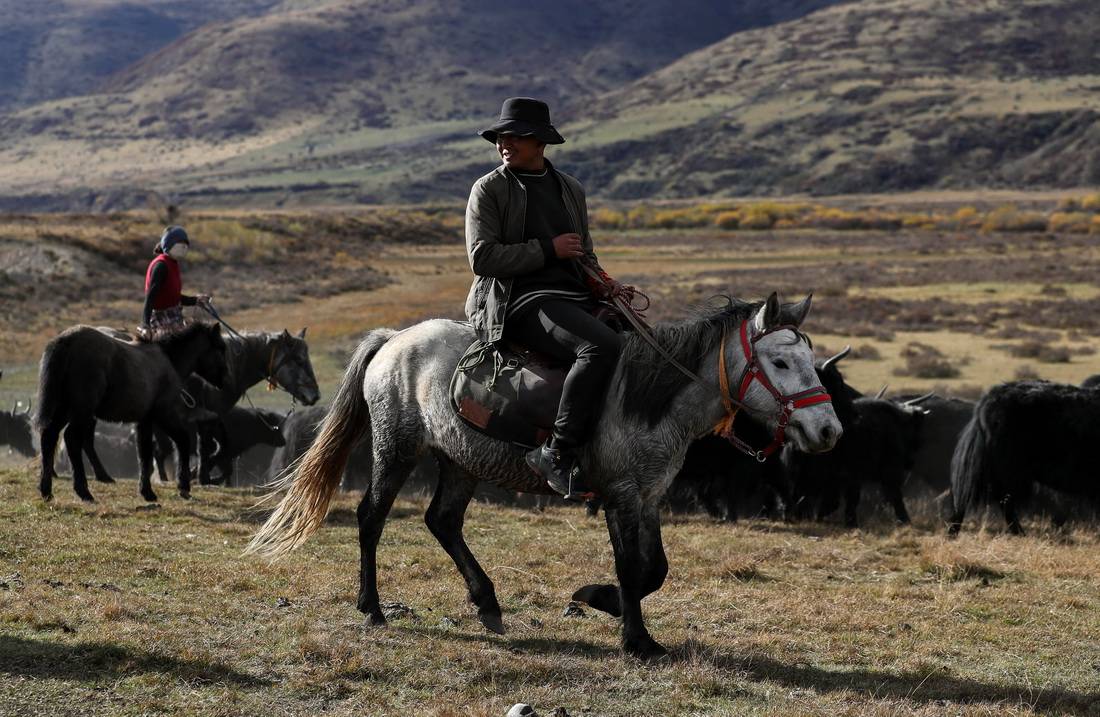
36, 322, 227, 502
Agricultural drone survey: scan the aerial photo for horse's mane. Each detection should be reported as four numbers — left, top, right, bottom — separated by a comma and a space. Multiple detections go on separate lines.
153, 321, 214, 351
618, 297, 759, 426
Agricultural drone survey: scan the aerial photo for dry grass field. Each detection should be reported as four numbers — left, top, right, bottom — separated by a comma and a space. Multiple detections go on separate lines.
1, 471, 1097, 717
3, 206, 1100, 715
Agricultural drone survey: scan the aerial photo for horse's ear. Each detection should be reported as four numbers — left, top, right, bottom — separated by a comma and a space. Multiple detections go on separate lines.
783, 293, 813, 327
753, 292, 781, 333
281, 329, 292, 340
298, 327, 307, 339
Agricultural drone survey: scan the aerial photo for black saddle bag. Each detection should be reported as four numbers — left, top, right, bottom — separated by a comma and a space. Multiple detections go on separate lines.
450, 303, 629, 448
450, 339, 564, 449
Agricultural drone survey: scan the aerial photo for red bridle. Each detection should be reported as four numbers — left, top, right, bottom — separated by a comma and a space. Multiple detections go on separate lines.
713, 320, 833, 461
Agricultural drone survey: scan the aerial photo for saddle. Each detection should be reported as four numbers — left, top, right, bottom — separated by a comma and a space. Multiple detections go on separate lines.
451, 305, 626, 448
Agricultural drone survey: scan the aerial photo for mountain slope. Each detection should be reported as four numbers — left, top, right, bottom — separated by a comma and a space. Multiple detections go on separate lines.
557, 0, 1100, 197
3, 0, 1099, 207
0, 0, 283, 113
0, 0, 844, 205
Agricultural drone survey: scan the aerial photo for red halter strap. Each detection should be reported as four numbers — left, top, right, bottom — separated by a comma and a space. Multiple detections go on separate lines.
713, 319, 832, 461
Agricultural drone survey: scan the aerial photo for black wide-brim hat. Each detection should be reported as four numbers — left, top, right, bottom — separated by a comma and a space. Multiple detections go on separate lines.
479, 97, 565, 145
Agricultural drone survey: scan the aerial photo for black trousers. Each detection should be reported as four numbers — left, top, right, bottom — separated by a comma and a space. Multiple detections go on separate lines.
504, 299, 622, 449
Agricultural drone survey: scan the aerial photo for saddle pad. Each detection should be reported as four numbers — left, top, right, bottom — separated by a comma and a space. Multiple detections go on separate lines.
450, 339, 566, 449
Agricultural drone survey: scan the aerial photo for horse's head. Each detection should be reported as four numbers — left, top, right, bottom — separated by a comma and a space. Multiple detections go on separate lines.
195, 323, 229, 389
737, 293, 842, 454
269, 328, 321, 405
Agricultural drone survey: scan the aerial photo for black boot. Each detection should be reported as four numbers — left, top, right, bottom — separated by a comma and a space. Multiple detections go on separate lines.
525, 443, 593, 502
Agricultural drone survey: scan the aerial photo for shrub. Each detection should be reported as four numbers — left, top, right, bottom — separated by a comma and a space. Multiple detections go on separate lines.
739, 207, 776, 230
1048, 212, 1091, 234
626, 205, 656, 228
651, 207, 710, 228
894, 342, 960, 379
713, 211, 740, 230
981, 205, 1048, 233
851, 344, 882, 360
1014, 364, 1040, 380
1080, 193, 1100, 212
591, 207, 626, 230
953, 206, 983, 229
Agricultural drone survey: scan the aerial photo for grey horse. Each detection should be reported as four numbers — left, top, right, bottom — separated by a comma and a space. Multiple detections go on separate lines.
248, 294, 841, 658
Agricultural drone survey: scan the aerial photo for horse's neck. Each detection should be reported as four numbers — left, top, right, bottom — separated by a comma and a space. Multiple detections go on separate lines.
226, 334, 273, 398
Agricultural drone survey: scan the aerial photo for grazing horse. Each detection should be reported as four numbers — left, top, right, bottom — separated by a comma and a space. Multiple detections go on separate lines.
247, 293, 841, 658
36, 322, 227, 502
949, 379, 1100, 535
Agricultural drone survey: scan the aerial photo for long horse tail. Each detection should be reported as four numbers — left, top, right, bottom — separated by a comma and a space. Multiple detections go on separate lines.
245, 328, 397, 560
949, 407, 990, 518
34, 333, 71, 431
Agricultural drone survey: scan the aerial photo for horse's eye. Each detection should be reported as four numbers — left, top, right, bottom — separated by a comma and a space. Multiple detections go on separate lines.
773, 359, 789, 370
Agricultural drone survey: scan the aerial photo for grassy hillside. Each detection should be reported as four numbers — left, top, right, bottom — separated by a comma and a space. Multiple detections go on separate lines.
563, 0, 1100, 198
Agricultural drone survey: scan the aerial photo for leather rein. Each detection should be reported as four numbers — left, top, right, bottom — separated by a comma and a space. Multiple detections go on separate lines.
576, 260, 831, 462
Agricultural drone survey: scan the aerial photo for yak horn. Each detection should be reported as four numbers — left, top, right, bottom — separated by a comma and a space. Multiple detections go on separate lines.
875, 384, 889, 400
903, 391, 937, 407
821, 345, 851, 371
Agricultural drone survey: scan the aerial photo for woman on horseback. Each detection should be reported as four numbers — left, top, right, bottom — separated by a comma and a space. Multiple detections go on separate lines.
139, 226, 211, 340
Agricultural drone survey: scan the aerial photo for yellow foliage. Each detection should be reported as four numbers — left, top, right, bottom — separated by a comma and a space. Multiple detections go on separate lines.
980, 205, 1048, 233
1048, 212, 1092, 234
1080, 193, 1100, 212
953, 206, 982, 229
591, 207, 626, 230
713, 211, 740, 229
739, 207, 776, 230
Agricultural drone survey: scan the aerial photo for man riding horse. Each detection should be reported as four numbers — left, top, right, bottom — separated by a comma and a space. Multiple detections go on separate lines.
466, 97, 635, 500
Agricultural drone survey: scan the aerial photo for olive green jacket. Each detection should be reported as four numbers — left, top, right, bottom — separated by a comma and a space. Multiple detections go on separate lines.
464, 159, 602, 344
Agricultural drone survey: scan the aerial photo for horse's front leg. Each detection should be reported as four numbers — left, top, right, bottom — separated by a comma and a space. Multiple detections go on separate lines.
136, 422, 158, 502
592, 492, 668, 659
573, 500, 668, 617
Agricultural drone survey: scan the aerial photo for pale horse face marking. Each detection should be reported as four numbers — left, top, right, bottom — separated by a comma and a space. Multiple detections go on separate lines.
740, 310, 842, 454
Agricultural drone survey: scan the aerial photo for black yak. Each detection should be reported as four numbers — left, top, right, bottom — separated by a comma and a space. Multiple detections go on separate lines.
949, 380, 1100, 535
787, 395, 929, 527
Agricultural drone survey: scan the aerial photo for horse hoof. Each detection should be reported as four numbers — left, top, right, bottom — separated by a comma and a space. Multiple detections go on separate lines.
178, 491, 192, 501
76, 492, 95, 504
624, 635, 668, 661
365, 611, 387, 627
478, 612, 506, 635
41, 492, 53, 502
141, 490, 158, 503
572, 584, 622, 618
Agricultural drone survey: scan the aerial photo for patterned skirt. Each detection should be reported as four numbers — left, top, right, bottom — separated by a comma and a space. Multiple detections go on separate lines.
149, 305, 185, 338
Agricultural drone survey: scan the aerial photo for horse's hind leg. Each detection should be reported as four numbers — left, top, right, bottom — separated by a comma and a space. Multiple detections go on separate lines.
38, 421, 63, 501
64, 420, 94, 502
83, 420, 115, 484
356, 444, 417, 625
426, 452, 504, 634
